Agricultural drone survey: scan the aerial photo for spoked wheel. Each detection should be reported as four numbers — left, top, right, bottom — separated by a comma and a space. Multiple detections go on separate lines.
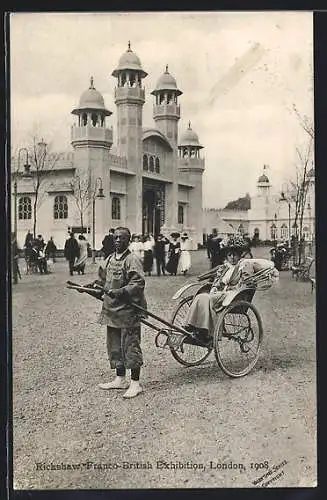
170, 295, 212, 367
214, 300, 263, 378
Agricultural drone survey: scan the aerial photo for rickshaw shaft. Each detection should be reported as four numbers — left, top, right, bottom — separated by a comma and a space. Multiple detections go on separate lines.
141, 319, 162, 332
131, 302, 189, 336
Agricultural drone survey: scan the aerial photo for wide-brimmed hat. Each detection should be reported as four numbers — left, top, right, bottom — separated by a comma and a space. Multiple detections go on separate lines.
181, 232, 188, 239
170, 232, 180, 238
222, 236, 248, 254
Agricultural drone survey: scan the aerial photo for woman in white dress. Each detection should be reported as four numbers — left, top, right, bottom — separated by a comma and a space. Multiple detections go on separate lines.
179, 232, 192, 275
73, 235, 89, 275
129, 235, 144, 262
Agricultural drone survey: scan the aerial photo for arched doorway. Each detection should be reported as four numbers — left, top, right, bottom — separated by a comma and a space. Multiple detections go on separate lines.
142, 181, 165, 237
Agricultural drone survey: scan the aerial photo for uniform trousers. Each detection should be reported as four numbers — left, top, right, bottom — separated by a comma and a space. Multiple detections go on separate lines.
106, 325, 143, 370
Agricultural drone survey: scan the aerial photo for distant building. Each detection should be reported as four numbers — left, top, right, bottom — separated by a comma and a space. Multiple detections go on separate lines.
203, 167, 315, 243
12, 43, 204, 249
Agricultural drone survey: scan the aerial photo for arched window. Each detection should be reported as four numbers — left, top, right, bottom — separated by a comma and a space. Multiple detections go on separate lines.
280, 223, 288, 239
18, 196, 32, 220
91, 113, 98, 127
54, 195, 68, 219
149, 156, 154, 172
155, 157, 160, 173
143, 155, 148, 171
254, 228, 260, 237
112, 197, 121, 220
270, 223, 277, 240
82, 113, 87, 126
178, 204, 184, 224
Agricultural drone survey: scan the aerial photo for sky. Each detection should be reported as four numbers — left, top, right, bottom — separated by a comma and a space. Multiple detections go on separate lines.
10, 11, 313, 208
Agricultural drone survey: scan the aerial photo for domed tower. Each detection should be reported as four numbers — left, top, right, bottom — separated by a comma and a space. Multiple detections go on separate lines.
257, 166, 271, 196
178, 122, 205, 248
71, 76, 113, 181
178, 121, 204, 160
112, 42, 147, 232
151, 65, 182, 147
70, 77, 113, 241
71, 76, 113, 151
112, 41, 147, 162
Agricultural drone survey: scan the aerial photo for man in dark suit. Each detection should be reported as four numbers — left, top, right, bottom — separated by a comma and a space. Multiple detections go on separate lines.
64, 232, 79, 276
101, 229, 115, 258
154, 234, 169, 276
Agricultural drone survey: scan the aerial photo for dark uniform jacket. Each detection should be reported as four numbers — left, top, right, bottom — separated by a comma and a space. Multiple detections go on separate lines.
98, 249, 147, 328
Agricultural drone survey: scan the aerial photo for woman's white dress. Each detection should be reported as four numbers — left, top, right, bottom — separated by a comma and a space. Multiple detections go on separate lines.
179, 239, 192, 273
129, 241, 144, 262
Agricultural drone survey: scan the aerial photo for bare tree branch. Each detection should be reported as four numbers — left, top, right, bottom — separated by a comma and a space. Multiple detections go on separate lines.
26, 136, 60, 238
69, 175, 94, 228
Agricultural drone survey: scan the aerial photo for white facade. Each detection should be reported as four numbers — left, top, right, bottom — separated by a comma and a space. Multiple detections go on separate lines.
203, 169, 315, 243
12, 45, 205, 250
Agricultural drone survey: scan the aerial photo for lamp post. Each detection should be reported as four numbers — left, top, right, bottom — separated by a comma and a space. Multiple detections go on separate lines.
92, 177, 105, 264
13, 148, 30, 242
280, 192, 291, 249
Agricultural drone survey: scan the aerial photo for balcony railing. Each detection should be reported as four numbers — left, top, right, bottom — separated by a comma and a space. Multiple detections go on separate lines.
114, 87, 145, 101
71, 126, 113, 143
178, 157, 205, 168
153, 104, 180, 117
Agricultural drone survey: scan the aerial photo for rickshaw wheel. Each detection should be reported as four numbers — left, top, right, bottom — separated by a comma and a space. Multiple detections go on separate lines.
170, 296, 212, 367
214, 300, 263, 378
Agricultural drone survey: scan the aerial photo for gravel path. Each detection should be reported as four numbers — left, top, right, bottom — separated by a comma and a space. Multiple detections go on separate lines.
12, 249, 316, 489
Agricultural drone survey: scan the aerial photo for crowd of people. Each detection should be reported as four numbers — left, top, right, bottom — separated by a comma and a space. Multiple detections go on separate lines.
100, 230, 192, 278
23, 231, 54, 275
16, 228, 194, 279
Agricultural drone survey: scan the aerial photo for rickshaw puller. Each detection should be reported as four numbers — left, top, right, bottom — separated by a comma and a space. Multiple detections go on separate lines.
95, 227, 147, 399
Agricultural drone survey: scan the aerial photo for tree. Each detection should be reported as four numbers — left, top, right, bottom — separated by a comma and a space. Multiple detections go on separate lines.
69, 175, 94, 229
289, 106, 314, 265
224, 193, 251, 210
28, 137, 60, 239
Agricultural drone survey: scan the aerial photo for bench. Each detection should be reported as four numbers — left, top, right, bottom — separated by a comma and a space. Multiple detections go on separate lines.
291, 257, 313, 280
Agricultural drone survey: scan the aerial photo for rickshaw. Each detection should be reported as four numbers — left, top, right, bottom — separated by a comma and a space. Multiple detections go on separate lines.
66, 262, 276, 379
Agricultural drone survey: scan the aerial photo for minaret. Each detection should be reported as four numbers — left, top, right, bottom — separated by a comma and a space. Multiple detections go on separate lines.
256, 165, 272, 240
112, 41, 147, 163
178, 121, 205, 248
71, 77, 113, 244
71, 76, 113, 153
112, 42, 147, 232
151, 65, 182, 147
256, 165, 271, 196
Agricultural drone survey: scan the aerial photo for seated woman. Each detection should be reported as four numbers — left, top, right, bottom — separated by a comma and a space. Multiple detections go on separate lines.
184, 237, 277, 343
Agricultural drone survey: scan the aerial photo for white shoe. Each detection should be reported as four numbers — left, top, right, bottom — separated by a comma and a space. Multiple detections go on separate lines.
123, 380, 143, 399
98, 376, 129, 390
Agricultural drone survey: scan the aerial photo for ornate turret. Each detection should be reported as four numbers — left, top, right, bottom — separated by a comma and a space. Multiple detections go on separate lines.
71, 77, 113, 149
257, 165, 271, 194
111, 42, 147, 232
112, 42, 147, 157
178, 121, 204, 162
151, 65, 182, 145
112, 41, 147, 105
